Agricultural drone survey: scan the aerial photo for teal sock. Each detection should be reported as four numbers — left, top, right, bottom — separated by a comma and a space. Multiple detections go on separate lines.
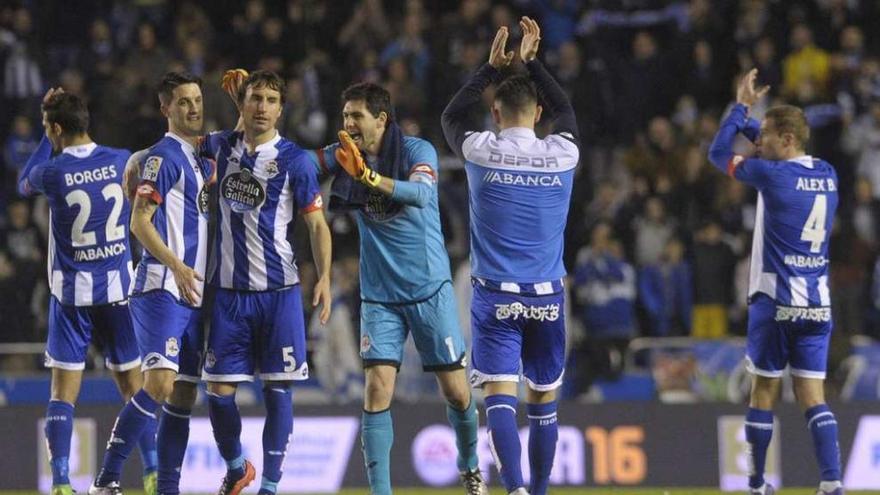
362, 409, 393, 495
447, 399, 479, 472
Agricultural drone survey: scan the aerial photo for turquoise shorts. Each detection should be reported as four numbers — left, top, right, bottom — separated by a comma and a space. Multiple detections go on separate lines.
360, 282, 466, 371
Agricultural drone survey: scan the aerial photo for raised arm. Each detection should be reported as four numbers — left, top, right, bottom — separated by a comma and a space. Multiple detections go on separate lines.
18, 88, 65, 196
17, 135, 52, 197
708, 69, 769, 174
519, 17, 579, 144
441, 27, 509, 158
708, 103, 749, 172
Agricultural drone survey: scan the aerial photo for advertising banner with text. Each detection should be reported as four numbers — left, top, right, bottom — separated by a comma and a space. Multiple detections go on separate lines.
2, 403, 876, 491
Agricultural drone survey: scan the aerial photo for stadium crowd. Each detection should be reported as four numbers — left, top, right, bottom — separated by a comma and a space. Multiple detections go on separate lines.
1, 0, 880, 395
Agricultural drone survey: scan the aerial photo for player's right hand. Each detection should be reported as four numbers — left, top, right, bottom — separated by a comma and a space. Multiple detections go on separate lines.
489, 27, 514, 69
335, 131, 370, 182
171, 262, 204, 306
221, 68, 249, 106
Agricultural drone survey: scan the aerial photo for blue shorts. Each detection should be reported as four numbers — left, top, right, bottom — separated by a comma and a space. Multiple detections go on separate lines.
470, 285, 566, 390
360, 282, 466, 371
746, 294, 833, 379
45, 296, 141, 371
203, 286, 308, 382
130, 290, 204, 382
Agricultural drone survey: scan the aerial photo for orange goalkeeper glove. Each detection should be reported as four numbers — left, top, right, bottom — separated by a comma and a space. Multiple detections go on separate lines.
335, 130, 381, 187
221, 68, 249, 101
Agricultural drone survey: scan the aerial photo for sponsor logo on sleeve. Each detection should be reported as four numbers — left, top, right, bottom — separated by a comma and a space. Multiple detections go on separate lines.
143, 156, 163, 181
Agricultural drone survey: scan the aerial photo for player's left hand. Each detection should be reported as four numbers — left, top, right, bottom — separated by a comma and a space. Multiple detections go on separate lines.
736, 68, 770, 108
313, 275, 331, 324
336, 131, 381, 187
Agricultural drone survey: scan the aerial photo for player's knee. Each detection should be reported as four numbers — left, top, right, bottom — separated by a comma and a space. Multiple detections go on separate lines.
143, 370, 176, 403
364, 374, 394, 411
526, 388, 557, 404
113, 369, 143, 400
441, 381, 470, 410
446, 389, 471, 411
793, 378, 825, 410
206, 381, 238, 397
168, 381, 199, 408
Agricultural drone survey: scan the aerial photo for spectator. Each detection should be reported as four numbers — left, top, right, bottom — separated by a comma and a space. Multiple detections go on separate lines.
782, 24, 830, 98
4, 114, 37, 180
615, 31, 677, 140
124, 22, 170, 78
570, 227, 636, 393
852, 177, 880, 247
380, 11, 430, 87
638, 237, 692, 336
843, 97, 880, 199
0, 200, 42, 341
310, 257, 362, 403
691, 219, 736, 338
279, 76, 327, 149
633, 196, 676, 266
573, 224, 637, 341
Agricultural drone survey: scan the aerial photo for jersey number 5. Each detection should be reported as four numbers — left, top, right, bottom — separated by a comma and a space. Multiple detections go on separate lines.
801, 194, 827, 253
65, 184, 126, 247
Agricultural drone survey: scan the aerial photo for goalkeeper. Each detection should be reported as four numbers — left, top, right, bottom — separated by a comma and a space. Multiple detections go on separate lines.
306, 82, 487, 495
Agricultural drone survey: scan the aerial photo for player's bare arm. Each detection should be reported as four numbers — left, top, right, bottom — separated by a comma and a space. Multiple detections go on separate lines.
122, 149, 147, 202
130, 195, 203, 305
302, 208, 332, 324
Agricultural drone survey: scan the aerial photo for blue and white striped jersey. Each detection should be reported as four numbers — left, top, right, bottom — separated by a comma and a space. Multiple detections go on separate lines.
202, 130, 322, 291
132, 132, 211, 306
18, 137, 133, 306
710, 104, 839, 308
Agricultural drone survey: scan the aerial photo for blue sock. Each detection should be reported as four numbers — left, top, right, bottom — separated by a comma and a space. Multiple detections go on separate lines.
97, 390, 159, 485
139, 415, 158, 475
262, 386, 293, 487
156, 403, 191, 495
46, 400, 75, 485
362, 409, 393, 495
485, 394, 523, 493
257, 478, 278, 495
745, 408, 774, 489
447, 398, 479, 472
805, 404, 842, 481
527, 401, 558, 495
208, 393, 245, 479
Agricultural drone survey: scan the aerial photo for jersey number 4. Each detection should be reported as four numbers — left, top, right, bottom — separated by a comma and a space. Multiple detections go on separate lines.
801, 194, 827, 253
65, 184, 126, 247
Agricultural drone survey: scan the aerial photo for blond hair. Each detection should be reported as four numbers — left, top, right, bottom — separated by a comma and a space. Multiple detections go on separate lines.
765, 105, 810, 148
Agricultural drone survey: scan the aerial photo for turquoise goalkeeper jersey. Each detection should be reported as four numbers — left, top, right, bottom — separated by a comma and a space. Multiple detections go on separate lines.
307, 136, 452, 304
